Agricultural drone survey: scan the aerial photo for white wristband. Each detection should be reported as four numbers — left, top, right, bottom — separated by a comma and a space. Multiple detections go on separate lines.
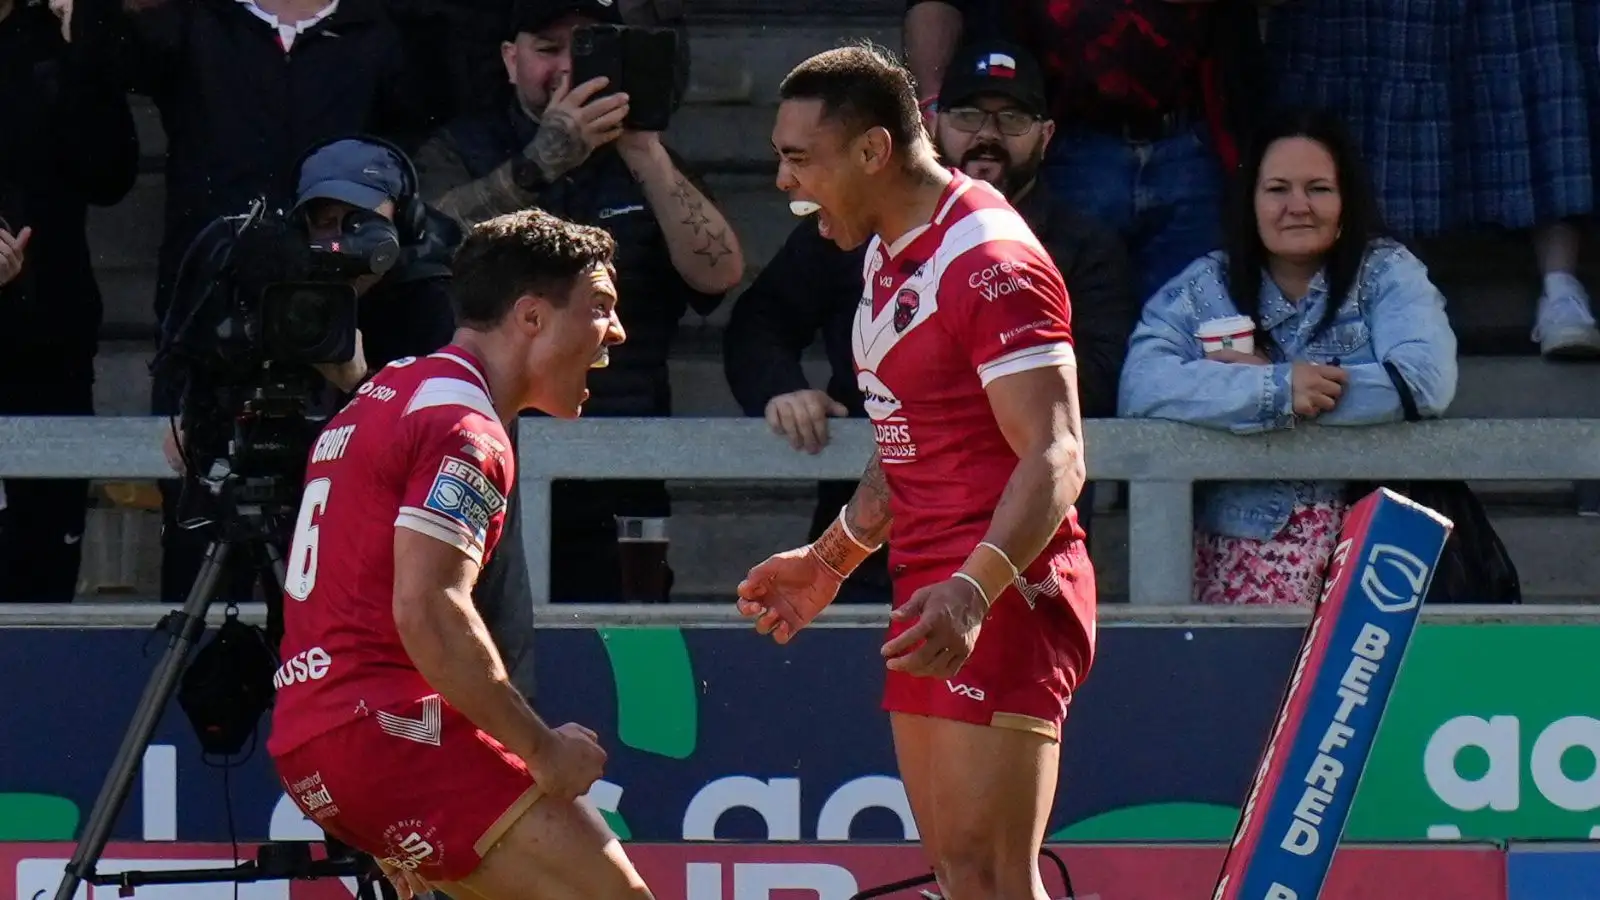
951, 571, 990, 606
837, 506, 881, 553
976, 541, 1019, 579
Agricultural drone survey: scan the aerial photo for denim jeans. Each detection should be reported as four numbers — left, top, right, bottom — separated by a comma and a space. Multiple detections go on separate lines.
1041, 124, 1226, 304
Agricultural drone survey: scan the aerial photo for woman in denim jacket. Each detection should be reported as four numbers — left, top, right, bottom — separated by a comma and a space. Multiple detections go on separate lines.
1118, 109, 1459, 605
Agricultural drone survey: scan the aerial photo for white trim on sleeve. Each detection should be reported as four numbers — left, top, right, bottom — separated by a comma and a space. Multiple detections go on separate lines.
395, 507, 485, 565
976, 341, 1077, 388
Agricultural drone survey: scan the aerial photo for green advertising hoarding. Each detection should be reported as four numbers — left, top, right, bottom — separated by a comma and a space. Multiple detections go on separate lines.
1348, 623, 1600, 842
0, 621, 1594, 846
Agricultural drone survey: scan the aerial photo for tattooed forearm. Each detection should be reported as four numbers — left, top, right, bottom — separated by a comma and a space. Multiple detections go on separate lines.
844, 453, 893, 547
807, 452, 892, 576
671, 177, 712, 233
625, 142, 744, 291
695, 229, 734, 266
416, 136, 541, 230
528, 110, 590, 181
666, 173, 736, 268
433, 159, 539, 229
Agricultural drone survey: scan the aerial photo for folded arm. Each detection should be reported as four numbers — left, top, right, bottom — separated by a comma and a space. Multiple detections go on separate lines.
1118, 296, 1295, 434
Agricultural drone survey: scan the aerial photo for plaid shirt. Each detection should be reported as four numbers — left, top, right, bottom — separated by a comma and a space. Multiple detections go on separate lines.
1001, 0, 1215, 123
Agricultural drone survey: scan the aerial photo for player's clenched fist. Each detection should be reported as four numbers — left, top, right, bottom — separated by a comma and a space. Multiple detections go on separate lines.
374, 858, 432, 900
736, 546, 843, 643
880, 576, 988, 678
525, 722, 607, 801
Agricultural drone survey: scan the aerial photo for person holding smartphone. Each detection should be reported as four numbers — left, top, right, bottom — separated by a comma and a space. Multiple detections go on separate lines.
415, 0, 747, 604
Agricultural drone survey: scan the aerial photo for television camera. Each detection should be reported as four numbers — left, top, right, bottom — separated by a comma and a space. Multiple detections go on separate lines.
155, 197, 400, 517
52, 198, 405, 900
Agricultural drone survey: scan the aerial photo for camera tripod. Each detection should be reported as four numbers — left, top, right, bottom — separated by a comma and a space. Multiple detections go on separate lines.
53, 478, 392, 900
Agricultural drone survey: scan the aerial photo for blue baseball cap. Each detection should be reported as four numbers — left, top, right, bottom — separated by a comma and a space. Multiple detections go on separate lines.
295, 139, 407, 212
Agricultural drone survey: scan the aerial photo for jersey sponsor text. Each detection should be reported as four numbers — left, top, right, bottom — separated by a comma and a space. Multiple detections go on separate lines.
274, 647, 332, 689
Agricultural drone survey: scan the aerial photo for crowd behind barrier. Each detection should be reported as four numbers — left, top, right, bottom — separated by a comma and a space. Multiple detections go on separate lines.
3, 414, 1597, 612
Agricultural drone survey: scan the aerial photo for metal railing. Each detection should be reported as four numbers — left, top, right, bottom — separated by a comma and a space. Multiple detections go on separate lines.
2, 416, 1598, 619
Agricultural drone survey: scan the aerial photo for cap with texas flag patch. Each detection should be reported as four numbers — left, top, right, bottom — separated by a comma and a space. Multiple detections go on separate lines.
937, 39, 1048, 118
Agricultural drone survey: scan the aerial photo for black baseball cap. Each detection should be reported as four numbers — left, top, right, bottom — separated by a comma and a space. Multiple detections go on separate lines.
511, 0, 622, 36
938, 39, 1048, 118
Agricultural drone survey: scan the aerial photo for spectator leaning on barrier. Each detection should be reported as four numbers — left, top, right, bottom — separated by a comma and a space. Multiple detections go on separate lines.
905, 0, 1272, 304
416, 0, 744, 603
0, 0, 138, 602
1118, 109, 1459, 606
722, 38, 1134, 567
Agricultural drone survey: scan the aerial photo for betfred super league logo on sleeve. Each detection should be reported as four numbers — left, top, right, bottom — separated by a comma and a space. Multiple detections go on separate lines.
1214, 489, 1453, 900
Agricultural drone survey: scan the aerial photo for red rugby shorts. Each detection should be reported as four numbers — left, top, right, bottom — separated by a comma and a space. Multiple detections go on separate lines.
272, 695, 542, 882
882, 540, 1096, 740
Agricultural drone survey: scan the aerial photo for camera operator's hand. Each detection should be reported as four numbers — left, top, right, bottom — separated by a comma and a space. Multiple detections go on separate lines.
312, 329, 369, 394
522, 722, 607, 802
525, 75, 630, 182
0, 227, 32, 287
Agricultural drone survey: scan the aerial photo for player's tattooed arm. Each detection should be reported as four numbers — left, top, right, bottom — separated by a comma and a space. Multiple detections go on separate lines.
807, 451, 893, 578
845, 452, 893, 547
961, 367, 1086, 600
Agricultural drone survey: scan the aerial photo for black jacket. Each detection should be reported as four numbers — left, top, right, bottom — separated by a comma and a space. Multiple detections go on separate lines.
723, 183, 1136, 551
0, 2, 138, 365
421, 102, 724, 417
74, 0, 435, 322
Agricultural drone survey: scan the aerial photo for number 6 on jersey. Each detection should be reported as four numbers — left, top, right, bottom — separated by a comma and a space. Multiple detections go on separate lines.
286, 478, 333, 601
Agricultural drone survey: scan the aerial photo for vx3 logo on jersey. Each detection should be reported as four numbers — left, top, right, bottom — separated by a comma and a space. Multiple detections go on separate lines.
946, 681, 986, 702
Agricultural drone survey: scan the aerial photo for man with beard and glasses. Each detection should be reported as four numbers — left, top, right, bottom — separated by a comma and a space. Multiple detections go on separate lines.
723, 39, 1135, 551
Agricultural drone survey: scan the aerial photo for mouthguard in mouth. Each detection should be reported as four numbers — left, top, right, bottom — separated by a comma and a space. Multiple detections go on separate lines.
591, 348, 610, 369
789, 200, 821, 217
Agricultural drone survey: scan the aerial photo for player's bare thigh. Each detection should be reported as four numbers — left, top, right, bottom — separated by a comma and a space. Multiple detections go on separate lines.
454, 795, 653, 900
891, 712, 1059, 900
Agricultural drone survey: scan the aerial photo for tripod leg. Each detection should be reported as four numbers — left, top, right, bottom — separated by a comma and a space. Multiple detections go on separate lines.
54, 541, 234, 900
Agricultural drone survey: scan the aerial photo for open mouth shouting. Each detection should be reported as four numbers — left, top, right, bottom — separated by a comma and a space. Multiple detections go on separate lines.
790, 199, 835, 241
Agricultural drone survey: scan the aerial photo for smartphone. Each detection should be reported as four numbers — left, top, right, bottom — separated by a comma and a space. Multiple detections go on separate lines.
570, 23, 683, 133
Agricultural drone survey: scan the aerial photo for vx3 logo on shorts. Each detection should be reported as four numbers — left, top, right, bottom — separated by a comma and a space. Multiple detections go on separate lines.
946, 681, 986, 702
